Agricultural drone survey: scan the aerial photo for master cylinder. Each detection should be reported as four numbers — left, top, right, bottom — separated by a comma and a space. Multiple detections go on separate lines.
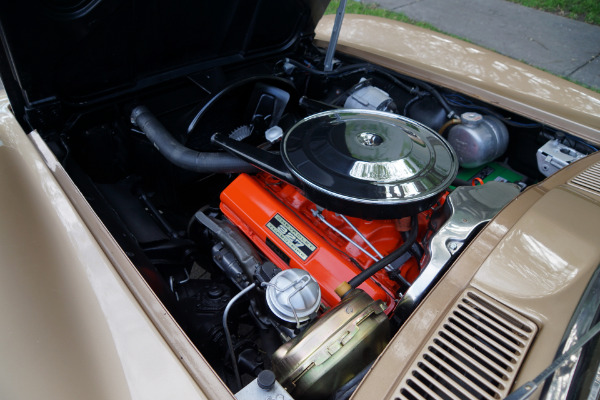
264, 268, 321, 327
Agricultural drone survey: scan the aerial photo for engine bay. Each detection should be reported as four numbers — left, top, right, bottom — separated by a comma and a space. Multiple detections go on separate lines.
43, 46, 597, 399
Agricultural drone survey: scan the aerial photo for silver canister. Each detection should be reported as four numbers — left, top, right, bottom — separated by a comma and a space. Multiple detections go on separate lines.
448, 112, 509, 168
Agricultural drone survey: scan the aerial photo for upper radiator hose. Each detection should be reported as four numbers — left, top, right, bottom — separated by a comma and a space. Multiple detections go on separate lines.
131, 105, 256, 174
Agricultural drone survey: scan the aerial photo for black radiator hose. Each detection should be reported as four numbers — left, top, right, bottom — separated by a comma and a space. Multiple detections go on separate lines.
131, 106, 256, 174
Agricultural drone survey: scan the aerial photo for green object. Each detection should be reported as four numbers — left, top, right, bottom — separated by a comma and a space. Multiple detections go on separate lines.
325, 0, 441, 32
506, 0, 600, 26
456, 162, 524, 186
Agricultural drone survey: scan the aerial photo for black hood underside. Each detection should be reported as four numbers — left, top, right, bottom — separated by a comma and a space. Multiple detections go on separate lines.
0, 0, 327, 129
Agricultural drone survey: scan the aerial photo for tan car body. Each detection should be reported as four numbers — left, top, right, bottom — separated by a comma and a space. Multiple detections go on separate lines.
0, 97, 230, 400
1, 14, 599, 400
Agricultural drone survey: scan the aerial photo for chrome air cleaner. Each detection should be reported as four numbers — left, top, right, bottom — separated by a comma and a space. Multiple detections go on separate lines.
280, 110, 458, 218
213, 109, 458, 219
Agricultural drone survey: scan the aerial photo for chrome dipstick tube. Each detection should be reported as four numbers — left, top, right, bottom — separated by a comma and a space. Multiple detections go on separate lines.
311, 209, 380, 262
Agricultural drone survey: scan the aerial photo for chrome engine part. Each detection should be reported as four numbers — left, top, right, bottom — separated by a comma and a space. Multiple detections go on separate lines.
537, 139, 586, 176
280, 109, 458, 218
448, 111, 509, 168
394, 181, 521, 320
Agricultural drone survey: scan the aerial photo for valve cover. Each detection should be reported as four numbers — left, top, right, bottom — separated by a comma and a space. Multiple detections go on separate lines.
219, 173, 424, 311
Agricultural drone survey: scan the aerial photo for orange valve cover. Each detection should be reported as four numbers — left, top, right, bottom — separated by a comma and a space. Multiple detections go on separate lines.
220, 173, 425, 312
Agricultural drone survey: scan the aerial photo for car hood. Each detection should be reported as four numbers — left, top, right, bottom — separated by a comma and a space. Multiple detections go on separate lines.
0, 0, 328, 129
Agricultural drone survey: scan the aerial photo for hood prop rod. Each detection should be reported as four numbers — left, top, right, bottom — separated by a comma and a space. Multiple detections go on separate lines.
323, 0, 347, 72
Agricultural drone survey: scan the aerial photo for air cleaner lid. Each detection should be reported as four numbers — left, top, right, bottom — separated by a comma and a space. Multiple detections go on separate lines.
282, 110, 458, 208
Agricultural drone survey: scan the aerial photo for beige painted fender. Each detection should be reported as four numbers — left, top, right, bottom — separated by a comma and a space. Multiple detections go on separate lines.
0, 92, 234, 400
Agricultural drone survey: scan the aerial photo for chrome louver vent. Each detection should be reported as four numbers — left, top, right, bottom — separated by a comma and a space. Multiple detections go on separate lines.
568, 162, 600, 197
395, 290, 537, 400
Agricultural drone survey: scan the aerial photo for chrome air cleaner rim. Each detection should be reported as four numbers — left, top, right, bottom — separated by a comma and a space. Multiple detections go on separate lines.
281, 109, 458, 217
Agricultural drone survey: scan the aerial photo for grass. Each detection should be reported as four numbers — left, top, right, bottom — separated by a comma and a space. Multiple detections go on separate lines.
327, 0, 600, 27
507, 0, 600, 26
324, 0, 600, 93
325, 0, 440, 31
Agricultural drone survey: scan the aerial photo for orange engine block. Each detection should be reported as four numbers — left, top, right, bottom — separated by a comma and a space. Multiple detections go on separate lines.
220, 173, 431, 313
